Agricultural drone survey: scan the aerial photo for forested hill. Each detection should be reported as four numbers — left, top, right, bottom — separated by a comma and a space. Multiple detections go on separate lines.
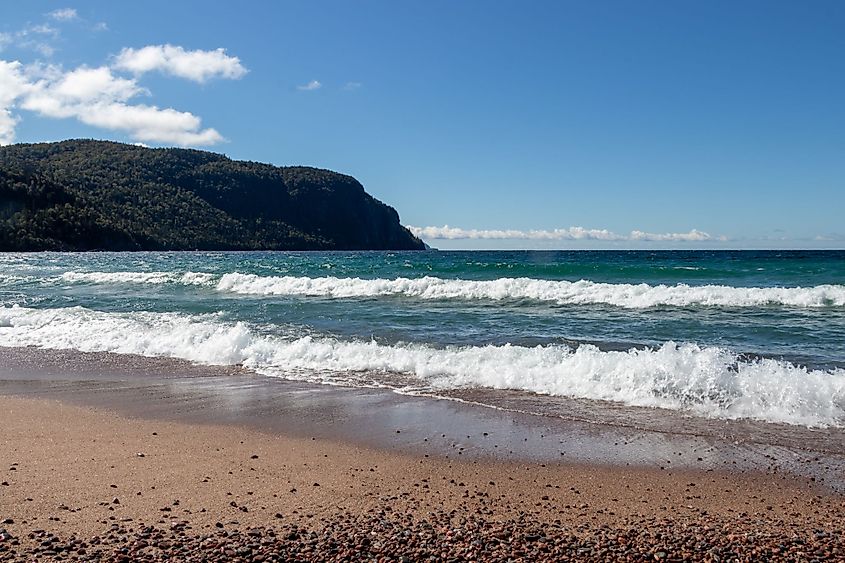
0, 140, 425, 251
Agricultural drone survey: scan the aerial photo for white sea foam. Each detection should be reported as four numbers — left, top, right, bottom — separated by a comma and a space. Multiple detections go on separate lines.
216, 273, 845, 308
1, 305, 843, 427
61, 271, 215, 285
0, 274, 37, 284
53, 270, 845, 308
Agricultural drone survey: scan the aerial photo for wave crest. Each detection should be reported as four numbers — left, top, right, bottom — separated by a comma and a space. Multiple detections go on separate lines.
61, 271, 215, 285
217, 273, 845, 309
55, 270, 845, 308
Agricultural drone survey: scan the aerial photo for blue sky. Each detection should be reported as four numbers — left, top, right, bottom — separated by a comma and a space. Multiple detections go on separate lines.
1, 1, 843, 249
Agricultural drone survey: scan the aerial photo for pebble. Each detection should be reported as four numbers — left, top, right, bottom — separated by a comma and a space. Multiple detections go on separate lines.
3, 509, 844, 562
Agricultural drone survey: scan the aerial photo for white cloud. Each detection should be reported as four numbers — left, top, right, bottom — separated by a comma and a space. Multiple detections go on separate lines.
297, 79, 321, 91
0, 60, 33, 144
72, 102, 223, 146
30, 43, 56, 58
0, 110, 18, 145
1, 59, 225, 146
629, 229, 715, 242
1, 23, 60, 57
342, 81, 362, 90
814, 233, 845, 242
408, 225, 721, 242
29, 24, 60, 37
0, 26, 240, 148
24, 66, 145, 112
48, 8, 79, 21
46, 8, 108, 34
113, 44, 247, 83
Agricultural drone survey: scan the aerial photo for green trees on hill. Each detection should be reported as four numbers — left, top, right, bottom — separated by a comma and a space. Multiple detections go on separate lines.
0, 140, 424, 251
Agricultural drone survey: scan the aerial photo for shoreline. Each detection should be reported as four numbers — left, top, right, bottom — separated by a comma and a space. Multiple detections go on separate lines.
2, 346, 845, 560
1, 346, 844, 485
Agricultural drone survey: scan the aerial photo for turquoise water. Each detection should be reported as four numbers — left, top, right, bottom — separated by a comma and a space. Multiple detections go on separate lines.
1, 250, 844, 427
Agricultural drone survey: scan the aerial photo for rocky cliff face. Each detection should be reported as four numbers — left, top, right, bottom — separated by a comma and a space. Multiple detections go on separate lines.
0, 140, 425, 251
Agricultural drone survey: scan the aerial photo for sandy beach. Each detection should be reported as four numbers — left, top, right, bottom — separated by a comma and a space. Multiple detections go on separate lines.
2, 347, 844, 561
3, 0, 845, 557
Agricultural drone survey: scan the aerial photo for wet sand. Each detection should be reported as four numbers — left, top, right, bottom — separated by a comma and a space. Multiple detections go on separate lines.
1, 347, 845, 561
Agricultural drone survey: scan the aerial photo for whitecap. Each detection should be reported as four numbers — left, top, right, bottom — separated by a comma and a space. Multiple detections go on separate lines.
216, 273, 845, 309
1, 305, 843, 428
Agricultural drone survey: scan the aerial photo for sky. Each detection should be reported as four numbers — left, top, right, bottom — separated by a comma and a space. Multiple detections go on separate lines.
1, 1, 843, 249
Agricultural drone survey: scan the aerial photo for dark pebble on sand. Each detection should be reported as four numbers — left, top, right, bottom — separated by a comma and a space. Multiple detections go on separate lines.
3, 500, 844, 563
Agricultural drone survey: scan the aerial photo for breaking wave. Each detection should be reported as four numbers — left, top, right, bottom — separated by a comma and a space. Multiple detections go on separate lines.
57, 270, 845, 308
215, 273, 845, 309
61, 271, 215, 285
2, 305, 843, 427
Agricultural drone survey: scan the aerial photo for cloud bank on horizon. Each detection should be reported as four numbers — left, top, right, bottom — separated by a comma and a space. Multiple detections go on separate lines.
0, 11, 246, 147
408, 225, 724, 243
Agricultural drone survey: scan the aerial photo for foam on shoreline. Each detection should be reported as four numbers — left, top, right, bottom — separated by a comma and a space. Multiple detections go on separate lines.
2, 304, 843, 427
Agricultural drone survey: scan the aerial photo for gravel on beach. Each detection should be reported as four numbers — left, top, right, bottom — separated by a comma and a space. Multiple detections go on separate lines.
2, 394, 844, 562
2, 508, 844, 562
